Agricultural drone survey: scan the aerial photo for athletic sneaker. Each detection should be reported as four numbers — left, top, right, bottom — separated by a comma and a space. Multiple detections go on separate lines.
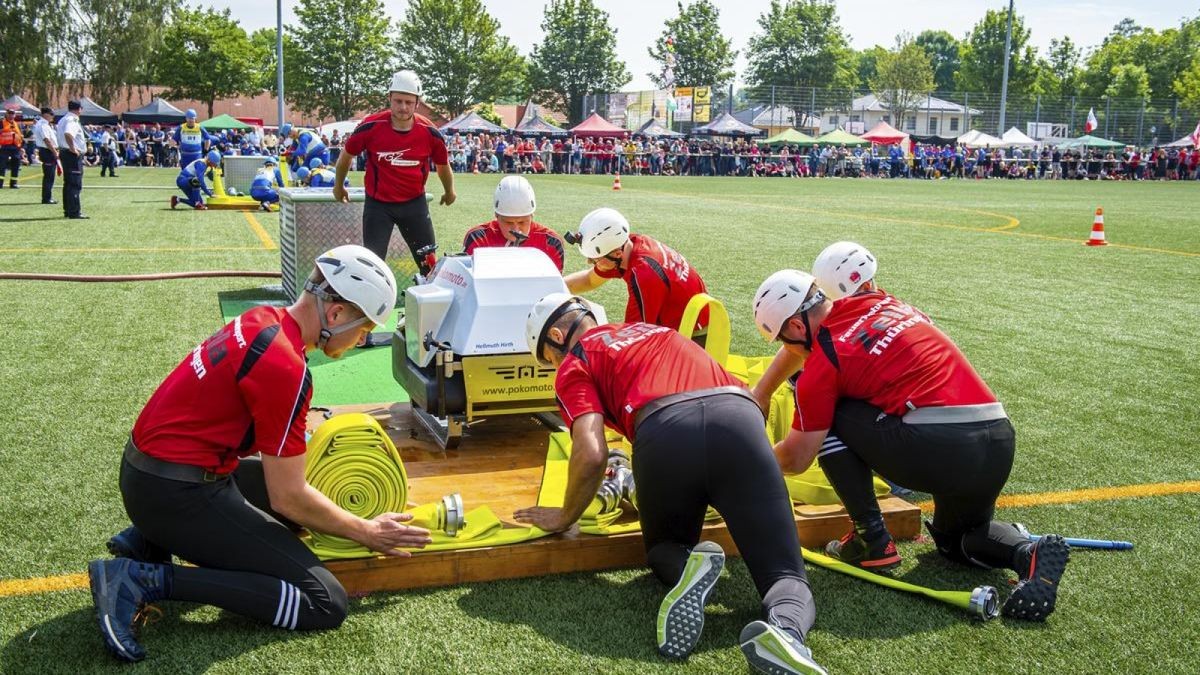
1002, 534, 1070, 621
656, 541, 724, 658
106, 526, 170, 564
825, 529, 901, 572
87, 558, 171, 663
739, 620, 827, 675
169, 195, 177, 209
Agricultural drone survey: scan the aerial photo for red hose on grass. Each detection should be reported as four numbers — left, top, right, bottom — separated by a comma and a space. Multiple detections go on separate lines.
0, 271, 281, 282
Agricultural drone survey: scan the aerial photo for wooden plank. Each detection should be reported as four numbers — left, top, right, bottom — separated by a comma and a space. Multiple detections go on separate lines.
312, 403, 921, 595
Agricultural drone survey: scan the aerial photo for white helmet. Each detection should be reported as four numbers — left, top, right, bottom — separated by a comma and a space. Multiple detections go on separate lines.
576, 207, 630, 259
494, 176, 536, 217
526, 293, 594, 366
813, 241, 877, 300
308, 245, 398, 336
752, 269, 824, 343
388, 70, 423, 97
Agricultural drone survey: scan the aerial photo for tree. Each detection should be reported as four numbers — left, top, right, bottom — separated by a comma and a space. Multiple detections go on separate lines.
1174, 56, 1200, 114
1077, 16, 1200, 99
956, 7, 1038, 96
914, 30, 960, 92
1105, 64, 1150, 101
527, 0, 630, 124
0, 0, 70, 103
870, 36, 934, 133
1043, 36, 1081, 99
152, 7, 261, 117
283, 0, 394, 121
395, 0, 526, 118
745, 0, 857, 92
647, 0, 737, 90
248, 27, 299, 98
62, 0, 178, 107
853, 45, 888, 90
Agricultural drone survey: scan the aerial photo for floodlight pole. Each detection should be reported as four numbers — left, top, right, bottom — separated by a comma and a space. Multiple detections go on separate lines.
998, 0, 1014, 134
276, 0, 285, 129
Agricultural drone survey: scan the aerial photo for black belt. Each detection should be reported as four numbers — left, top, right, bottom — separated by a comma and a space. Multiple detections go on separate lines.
123, 439, 228, 483
634, 385, 759, 431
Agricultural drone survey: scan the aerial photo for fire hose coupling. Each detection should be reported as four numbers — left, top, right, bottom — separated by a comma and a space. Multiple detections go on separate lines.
968, 586, 1000, 621
432, 493, 466, 537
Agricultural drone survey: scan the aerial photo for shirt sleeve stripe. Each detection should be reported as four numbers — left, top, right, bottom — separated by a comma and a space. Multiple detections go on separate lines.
274, 369, 311, 456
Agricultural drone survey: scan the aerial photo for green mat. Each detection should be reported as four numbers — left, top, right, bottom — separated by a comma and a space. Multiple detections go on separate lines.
217, 287, 409, 407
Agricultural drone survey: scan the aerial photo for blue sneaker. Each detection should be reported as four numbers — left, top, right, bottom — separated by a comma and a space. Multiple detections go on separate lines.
87, 558, 170, 662
106, 527, 170, 564
739, 620, 827, 675
656, 541, 724, 658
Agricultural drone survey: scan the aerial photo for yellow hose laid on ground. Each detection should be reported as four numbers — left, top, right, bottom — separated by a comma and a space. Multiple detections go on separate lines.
304, 413, 549, 560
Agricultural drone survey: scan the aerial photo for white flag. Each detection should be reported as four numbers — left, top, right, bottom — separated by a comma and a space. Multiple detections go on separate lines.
1085, 107, 1098, 134
1191, 119, 1200, 148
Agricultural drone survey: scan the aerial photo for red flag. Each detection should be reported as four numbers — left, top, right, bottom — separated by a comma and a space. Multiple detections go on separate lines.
1085, 108, 1098, 134
1191, 119, 1200, 148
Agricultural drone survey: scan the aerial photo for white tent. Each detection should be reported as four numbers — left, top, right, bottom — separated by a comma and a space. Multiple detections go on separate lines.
317, 119, 360, 138
1165, 134, 1196, 148
1000, 127, 1038, 148
957, 129, 1004, 148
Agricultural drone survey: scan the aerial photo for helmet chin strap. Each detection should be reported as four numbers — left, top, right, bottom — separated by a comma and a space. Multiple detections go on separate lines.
779, 288, 826, 351
539, 303, 595, 363
305, 280, 371, 348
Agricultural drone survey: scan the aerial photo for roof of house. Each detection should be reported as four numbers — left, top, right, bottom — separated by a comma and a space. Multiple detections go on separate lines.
851, 93, 981, 116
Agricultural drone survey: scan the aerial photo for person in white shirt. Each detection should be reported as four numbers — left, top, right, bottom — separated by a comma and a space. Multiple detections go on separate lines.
56, 100, 88, 219
33, 107, 60, 204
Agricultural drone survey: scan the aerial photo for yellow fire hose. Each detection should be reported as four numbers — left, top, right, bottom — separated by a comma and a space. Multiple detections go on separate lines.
801, 548, 999, 620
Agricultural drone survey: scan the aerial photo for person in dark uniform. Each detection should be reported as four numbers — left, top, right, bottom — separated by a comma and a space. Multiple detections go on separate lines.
55, 100, 87, 219
87, 246, 431, 663
752, 268, 1071, 621
0, 108, 23, 188
32, 107, 59, 204
515, 294, 826, 675
334, 69, 455, 277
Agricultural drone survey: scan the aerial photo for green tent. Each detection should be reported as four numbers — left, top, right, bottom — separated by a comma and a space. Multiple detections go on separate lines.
758, 128, 817, 148
814, 129, 869, 147
1056, 134, 1124, 149
199, 113, 251, 130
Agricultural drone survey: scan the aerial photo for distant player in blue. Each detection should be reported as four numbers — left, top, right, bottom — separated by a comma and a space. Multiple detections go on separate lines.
306, 157, 348, 188
173, 109, 213, 168
250, 157, 285, 211
281, 123, 329, 173
295, 166, 311, 186
171, 150, 222, 210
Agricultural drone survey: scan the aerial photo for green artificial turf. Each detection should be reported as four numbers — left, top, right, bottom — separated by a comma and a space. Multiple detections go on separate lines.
1, 166, 1198, 673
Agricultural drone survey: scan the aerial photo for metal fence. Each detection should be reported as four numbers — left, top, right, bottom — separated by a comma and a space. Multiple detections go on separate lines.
591, 85, 1195, 148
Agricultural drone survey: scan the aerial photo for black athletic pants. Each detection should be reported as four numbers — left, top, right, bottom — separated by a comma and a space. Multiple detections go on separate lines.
818, 399, 1031, 571
118, 455, 347, 631
37, 148, 56, 202
634, 393, 816, 641
1, 146, 19, 184
362, 194, 436, 275
60, 150, 82, 217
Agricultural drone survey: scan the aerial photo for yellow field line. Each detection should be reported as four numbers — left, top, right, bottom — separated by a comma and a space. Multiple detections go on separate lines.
242, 211, 277, 250
915, 479, 1200, 513
0, 246, 265, 254
3, 478, 1199, 600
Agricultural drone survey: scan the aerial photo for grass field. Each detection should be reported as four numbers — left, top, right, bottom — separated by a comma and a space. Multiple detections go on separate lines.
1, 166, 1198, 673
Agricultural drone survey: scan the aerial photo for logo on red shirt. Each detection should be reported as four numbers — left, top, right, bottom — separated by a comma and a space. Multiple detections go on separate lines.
376, 149, 421, 167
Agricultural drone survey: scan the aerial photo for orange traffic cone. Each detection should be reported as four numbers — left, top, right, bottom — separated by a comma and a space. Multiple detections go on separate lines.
1086, 207, 1108, 246
612, 173, 622, 191
472, 164, 479, 175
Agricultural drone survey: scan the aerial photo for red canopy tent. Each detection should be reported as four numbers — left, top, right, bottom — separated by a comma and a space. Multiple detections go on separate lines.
569, 112, 628, 138
860, 120, 908, 146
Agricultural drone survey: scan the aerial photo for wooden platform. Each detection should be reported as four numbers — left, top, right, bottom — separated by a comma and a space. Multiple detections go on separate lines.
312, 403, 921, 595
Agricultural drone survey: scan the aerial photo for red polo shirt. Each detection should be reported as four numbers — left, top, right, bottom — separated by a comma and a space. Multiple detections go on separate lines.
594, 233, 709, 333
462, 220, 565, 271
344, 111, 448, 203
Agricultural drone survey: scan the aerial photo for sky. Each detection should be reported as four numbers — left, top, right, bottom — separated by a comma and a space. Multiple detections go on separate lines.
209, 0, 1196, 91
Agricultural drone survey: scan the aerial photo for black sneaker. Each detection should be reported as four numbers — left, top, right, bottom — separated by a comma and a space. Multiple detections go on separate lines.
1003, 534, 1070, 621
87, 558, 171, 662
107, 526, 170, 564
825, 529, 901, 572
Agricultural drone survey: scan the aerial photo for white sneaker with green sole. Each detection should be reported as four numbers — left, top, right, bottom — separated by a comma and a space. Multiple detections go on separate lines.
656, 541, 724, 658
739, 620, 827, 675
